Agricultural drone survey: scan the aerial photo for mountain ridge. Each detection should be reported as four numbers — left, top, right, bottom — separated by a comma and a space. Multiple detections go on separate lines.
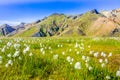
0, 8, 120, 37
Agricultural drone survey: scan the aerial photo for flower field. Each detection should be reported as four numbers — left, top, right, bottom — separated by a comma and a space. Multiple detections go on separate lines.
0, 37, 120, 80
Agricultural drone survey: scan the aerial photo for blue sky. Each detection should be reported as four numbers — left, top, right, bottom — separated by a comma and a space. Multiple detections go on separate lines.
0, 0, 120, 26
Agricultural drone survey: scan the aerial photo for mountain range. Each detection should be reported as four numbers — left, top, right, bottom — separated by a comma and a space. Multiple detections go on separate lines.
0, 8, 120, 37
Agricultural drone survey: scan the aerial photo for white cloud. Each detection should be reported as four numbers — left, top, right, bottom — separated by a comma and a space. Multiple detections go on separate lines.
0, 20, 20, 26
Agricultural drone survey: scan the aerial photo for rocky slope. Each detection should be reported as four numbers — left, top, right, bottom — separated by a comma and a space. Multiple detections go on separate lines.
0, 24, 16, 36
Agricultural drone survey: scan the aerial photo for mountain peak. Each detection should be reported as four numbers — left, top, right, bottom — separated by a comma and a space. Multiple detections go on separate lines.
90, 9, 99, 14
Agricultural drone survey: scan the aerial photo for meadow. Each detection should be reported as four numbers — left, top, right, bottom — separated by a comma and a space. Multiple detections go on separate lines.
0, 37, 120, 80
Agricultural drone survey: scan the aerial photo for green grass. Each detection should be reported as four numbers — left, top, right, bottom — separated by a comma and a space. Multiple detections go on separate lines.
0, 37, 120, 80
14, 26, 39, 37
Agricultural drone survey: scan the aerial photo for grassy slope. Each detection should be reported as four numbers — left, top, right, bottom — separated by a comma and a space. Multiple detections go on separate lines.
14, 26, 38, 37
0, 37, 120, 79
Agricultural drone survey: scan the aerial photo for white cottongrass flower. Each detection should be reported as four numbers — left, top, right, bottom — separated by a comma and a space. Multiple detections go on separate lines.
69, 49, 72, 52
103, 53, 107, 57
75, 42, 79, 48
62, 52, 65, 55
48, 47, 51, 50
82, 55, 86, 60
23, 46, 30, 54
14, 44, 20, 50
1, 47, 5, 52
13, 51, 19, 57
0, 56, 2, 60
53, 54, 58, 59
29, 53, 33, 56
101, 52, 104, 56
89, 51, 94, 55
7, 53, 12, 58
7, 42, 12, 46
57, 44, 60, 47
66, 56, 71, 62
94, 52, 99, 57
105, 58, 108, 64
40, 48, 44, 52
42, 51, 45, 55
101, 52, 106, 57
85, 56, 90, 63
50, 51, 53, 54
99, 59, 103, 63
61, 45, 63, 47
18, 56, 22, 60
88, 45, 91, 48
101, 63, 105, 68
116, 67, 120, 77
85, 63, 89, 68
76, 51, 80, 54
8, 60, 13, 65
5, 63, 9, 68
108, 52, 112, 57
88, 66, 93, 71
74, 62, 81, 69
106, 75, 111, 80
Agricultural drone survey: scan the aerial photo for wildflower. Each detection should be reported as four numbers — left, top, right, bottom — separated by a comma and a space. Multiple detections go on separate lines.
18, 56, 22, 60
94, 52, 99, 57
106, 75, 111, 80
69, 49, 72, 52
50, 51, 53, 54
5, 63, 9, 68
108, 52, 112, 57
61, 45, 63, 47
70, 62, 73, 65
105, 58, 108, 64
7, 53, 12, 58
85, 63, 89, 68
8, 60, 13, 65
7, 42, 12, 46
29, 53, 33, 56
89, 51, 94, 55
75, 42, 79, 48
71, 58, 74, 62
62, 52, 65, 55
66, 56, 71, 62
25, 46, 30, 51
101, 52, 104, 56
42, 51, 45, 55
74, 62, 81, 69
13, 51, 19, 57
116, 70, 120, 77
88, 66, 93, 71
103, 53, 107, 57
88, 45, 91, 48
76, 51, 80, 54
1, 47, 5, 52
82, 55, 86, 60
99, 59, 103, 63
48, 47, 51, 50
53, 54, 58, 59
23, 46, 30, 54
86, 56, 90, 61
101, 63, 105, 68
14, 44, 20, 50
57, 44, 60, 47
40, 48, 44, 52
